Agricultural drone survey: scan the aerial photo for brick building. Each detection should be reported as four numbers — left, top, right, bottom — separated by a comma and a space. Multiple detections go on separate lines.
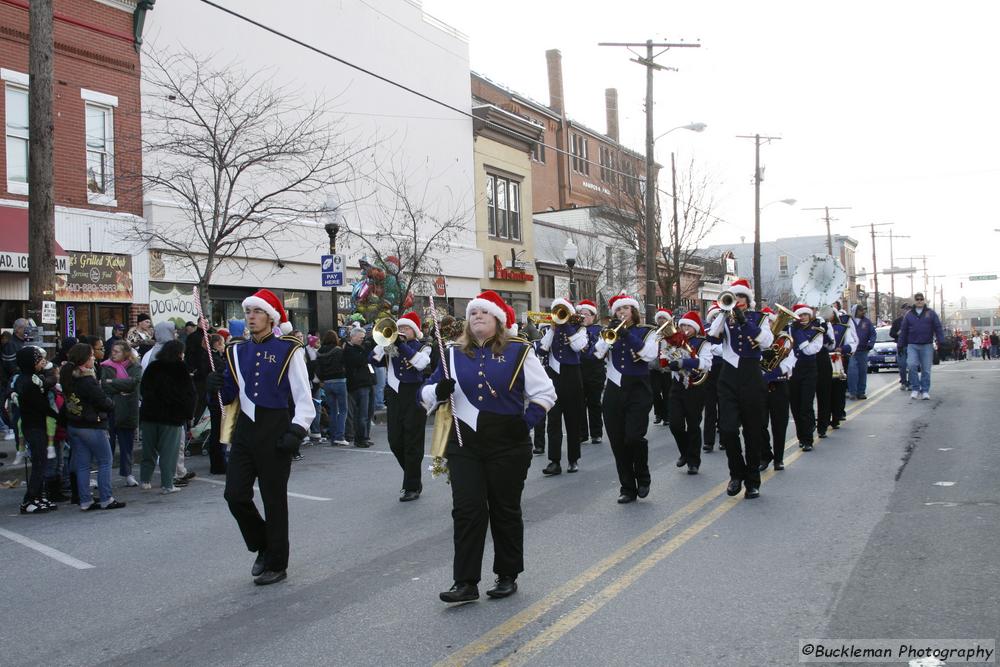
0, 0, 149, 338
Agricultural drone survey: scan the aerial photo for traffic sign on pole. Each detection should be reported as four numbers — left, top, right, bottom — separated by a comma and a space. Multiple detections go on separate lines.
322, 272, 343, 287
969, 274, 997, 281
321, 253, 345, 287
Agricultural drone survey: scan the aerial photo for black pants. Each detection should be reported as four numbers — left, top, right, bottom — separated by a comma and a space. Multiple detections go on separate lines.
548, 365, 583, 465
816, 351, 833, 434
761, 381, 790, 465
579, 360, 605, 440
386, 383, 427, 492
650, 371, 669, 422
789, 362, 818, 446
703, 358, 722, 447
207, 396, 226, 474
21, 425, 47, 503
668, 380, 705, 468
718, 358, 766, 486
603, 375, 653, 497
448, 412, 532, 584
533, 412, 546, 449
224, 408, 293, 572
831, 378, 847, 426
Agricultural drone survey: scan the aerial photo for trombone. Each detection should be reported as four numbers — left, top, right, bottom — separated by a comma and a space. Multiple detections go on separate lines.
600, 318, 629, 343
372, 317, 398, 347
527, 303, 577, 326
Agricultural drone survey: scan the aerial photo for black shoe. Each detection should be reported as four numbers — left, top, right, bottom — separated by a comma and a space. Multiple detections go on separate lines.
687, 465, 699, 475
636, 484, 650, 498
252, 552, 267, 577
653, 417, 662, 425
486, 576, 518, 599
758, 457, 773, 472
542, 462, 561, 476
590, 437, 601, 444
354, 441, 372, 448
567, 462, 578, 473
182, 471, 196, 481
439, 582, 479, 603
101, 499, 126, 510
292, 453, 304, 461
726, 479, 742, 496
617, 493, 636, 504
675, 456, 687, 468
532, 446, 544, 455
702, 444, 712, 452
831, 423, 840, 430
802, 443, 814, 451
399, 490, 420, 502
744, 485, 760, 499
818, 432, 828, 439
774, 462, 785, 471
173, 478, 190, 487
253, 570, 287, 586
858, 394, 867, 400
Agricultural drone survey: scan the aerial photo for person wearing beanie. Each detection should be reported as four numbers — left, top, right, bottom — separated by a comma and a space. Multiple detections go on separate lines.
126, 313, 155, 358
665, 312, 712, 475
13, 346, 58, 513
787, 304, 826, 452
205, 288, 316, 586
575, 300, 605, 445
370, 312, 431, 501
537, 297, 588, 476
705, 278, 773, 499
592, 293, 659, 504
422, 290, 556, 603
701, 302, 724, 453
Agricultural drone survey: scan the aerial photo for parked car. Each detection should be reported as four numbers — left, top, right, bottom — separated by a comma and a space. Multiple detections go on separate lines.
868, 326, 897, 372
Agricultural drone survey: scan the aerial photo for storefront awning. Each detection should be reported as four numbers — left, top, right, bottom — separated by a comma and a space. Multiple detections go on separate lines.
0, 205, 70, 273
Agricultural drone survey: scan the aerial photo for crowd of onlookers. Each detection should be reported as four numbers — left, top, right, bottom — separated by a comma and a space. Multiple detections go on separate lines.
0, 314, 410, 515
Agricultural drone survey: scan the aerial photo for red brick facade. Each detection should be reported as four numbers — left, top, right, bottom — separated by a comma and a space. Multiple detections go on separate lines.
0, 0, 142, 216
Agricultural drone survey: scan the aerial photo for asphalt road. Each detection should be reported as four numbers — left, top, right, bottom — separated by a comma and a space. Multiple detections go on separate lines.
1, 361, 997, 667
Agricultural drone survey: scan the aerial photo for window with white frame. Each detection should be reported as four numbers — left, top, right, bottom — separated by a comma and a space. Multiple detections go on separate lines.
486, 173, 521, 242
778, 255, 789, 275
81, 88, 118, 205
3, 69, 29, 195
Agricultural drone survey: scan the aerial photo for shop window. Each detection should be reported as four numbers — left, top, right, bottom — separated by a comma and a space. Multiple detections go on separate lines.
487, 173, 521, 242
539, 274, 554, 299
4, 73, 29, 195
530, 140, 545, 164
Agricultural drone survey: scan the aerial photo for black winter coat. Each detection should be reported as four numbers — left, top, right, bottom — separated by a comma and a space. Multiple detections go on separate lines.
140, 359, 197, 426
64, 370, 114, 429
343, 341, 375, 391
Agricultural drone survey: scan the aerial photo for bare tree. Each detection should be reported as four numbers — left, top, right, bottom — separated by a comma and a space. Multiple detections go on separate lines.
132, 49, 367, 311
338, 166, 472, 319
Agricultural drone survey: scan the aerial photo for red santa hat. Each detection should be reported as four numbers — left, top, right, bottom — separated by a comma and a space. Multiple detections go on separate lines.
504, 304, 518, 336
654, 308, 673, 322
705, 301, 722, 321
467, 290, 516, 333
678, 310, 703, 334
728, 278, 755, 306
242, 288, 292, 334
550, 296, 576, 315
792, 303, 814, 318
576, 299, 598, 316
608, 292, 639, 313
396, 311, 421, 335
761, 306, 776, 321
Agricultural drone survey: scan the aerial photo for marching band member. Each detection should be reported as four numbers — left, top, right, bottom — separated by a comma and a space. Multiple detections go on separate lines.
538, 297, 588, 475
370, 312, 431, 502
531, 328, 550, 455
702, 301, 723, 453
592, 293, 658, 504
705, 278, 773, 499
665, 311, 712, 475
422, 291, 556, 603
788, 303, 825, 452
576, 300, 606, 445
814, 311, 837, 439
208, 288, 316, 586
758, 308, 796, 472
825, 308, 857, 432
650, 308, 673, 426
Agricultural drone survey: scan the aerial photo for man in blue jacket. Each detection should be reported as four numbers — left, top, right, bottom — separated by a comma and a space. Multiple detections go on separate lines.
847, 304, 877, 399
898, 292, 945, 400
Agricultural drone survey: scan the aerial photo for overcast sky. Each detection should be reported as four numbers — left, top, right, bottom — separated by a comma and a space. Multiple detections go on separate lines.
422, 0, 1000, 310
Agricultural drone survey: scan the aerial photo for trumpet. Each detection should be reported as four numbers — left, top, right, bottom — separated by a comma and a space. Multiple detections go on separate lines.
372, 317, 398, 347
600, 318, 629, 343
653, 317, 679, 340
527, 304, 582, 326
718, 290, 737, 312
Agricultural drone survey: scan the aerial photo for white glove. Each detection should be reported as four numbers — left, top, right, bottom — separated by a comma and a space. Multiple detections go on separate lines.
569, 327, 588, 352
594, 338, 610, 358
540, 327, 554, 352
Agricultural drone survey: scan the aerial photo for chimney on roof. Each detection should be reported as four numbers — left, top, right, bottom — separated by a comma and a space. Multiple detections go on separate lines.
605, 88, 619, 142
546, 49, 565, 115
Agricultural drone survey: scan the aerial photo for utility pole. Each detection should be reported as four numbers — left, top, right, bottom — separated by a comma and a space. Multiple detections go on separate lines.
852, 222, 891, 322
802, 206, 851, 256
873, 228, 910, 315
671, 151, 681, 309
28, 0, 56, 344
599, 38, 700, 322
737, 133, 782, 306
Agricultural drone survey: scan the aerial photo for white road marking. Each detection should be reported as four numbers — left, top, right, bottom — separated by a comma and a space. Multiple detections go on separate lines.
192, 477, 332, 501
938, 448, 953, 451
0, 527, 95, 570
932, 481, 956, 487
330, 448, 435, 460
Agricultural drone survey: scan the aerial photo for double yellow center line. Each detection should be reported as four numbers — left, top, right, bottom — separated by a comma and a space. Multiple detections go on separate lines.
437, 379, 899, 666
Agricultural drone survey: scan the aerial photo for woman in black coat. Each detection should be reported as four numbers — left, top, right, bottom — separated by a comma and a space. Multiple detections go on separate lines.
139, 341, 196, 494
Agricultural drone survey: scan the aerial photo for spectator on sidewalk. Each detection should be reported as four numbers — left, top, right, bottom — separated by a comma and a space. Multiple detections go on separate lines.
206, 334, 227, 475
991, 331, 999, 359
126, 314, 155, 359
898, 292, 945, 401
343, 325, 375, 448
100, 340, 142, 488
315, 330, 349, 446
972, 332, 982, 359
889, 304, 910, 390
847, 304, 877, 399
13, 346, 58, 514
139, 340, 196, 494
104, 323, 126, 355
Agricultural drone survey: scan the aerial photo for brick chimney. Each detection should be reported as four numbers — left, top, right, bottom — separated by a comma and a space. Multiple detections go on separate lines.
546, 49, 565, 115
605, 88, 619, 142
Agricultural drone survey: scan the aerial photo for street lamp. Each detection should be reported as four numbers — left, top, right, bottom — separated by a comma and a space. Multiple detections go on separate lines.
324, 202, 341, 332
564, 238, 578, 302
654, 122, 707, 142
